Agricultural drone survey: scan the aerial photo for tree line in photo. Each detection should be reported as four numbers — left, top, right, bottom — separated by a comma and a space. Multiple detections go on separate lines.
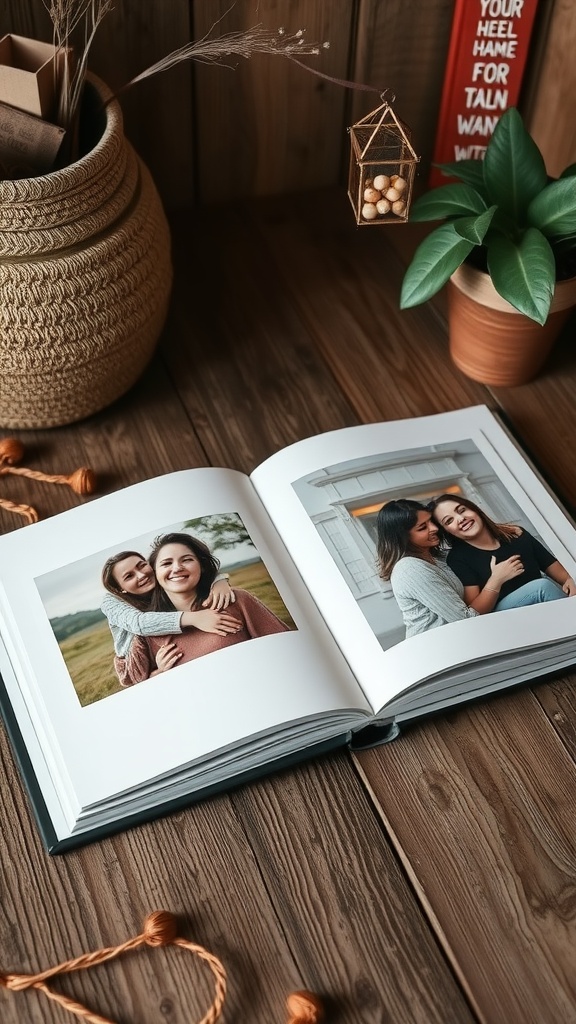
376, 494, 576, 638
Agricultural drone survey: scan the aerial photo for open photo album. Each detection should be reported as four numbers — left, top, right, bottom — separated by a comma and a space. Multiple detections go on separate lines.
0, 404, 575, 852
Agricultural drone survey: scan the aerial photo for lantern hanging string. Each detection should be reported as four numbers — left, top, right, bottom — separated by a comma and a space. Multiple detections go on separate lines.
286, 56, 395, 103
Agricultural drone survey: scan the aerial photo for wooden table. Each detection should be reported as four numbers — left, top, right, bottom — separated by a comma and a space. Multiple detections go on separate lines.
1, 189, 575, 1024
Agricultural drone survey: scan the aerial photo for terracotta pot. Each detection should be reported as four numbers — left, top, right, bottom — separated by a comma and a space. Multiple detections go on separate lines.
0, 74, 172, 429
447, 263, 576, 387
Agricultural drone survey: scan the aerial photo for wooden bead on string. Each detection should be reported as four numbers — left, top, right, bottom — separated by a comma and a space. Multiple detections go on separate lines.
286, 989, 324, 1023
0, 438, 25, 467
0, 910, 226, 1024
0, 908, 325, 1023
0, 463, 97, 496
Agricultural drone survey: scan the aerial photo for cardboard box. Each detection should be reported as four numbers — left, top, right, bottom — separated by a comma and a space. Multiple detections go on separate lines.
0, 34, 66, 120
0, 101, 65, 178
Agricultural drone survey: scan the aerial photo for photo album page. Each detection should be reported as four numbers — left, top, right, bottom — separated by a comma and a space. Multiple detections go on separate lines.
0, 468, 365, 842
251, 405, 576, 715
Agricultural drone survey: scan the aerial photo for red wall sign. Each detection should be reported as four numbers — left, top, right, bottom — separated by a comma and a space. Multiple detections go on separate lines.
430, 0, 540, 187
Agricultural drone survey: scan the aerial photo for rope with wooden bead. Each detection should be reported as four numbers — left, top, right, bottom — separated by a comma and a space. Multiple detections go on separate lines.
0, 910, 324, 1023
0, 437, 97, 523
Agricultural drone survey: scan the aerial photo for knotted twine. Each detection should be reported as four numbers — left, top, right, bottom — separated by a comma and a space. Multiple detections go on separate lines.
0, 910, 323, 1023
0, 436, 97, 524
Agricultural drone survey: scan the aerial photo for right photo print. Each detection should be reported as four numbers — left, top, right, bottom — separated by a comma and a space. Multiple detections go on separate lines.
292, 438, 576, 651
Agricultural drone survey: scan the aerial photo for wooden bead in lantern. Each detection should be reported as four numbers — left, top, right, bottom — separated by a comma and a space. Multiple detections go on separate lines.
361, 203, 378, 221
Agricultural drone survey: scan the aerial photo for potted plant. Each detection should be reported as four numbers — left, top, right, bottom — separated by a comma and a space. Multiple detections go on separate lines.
400, 107, 576, 386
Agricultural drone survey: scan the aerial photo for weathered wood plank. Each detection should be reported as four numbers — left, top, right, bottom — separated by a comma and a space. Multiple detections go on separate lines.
234, 754, 475, 1023
246, 190, 489, 419
162, 209, 358, 470
354, 691, 576, 1024
535, 674, 576, 759
351, 0, 454, 186
0, 0, 50, 39
525, 0, 576, 177
191, 0, 353, 204
84, 0, 194, 210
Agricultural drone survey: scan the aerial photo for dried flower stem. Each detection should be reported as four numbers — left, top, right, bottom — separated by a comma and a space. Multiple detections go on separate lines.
117, 24, 330, 95
40, 2, 330, 135
42, 0, 115, 130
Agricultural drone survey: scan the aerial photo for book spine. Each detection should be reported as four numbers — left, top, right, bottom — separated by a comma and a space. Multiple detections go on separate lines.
348, 721, 401, 750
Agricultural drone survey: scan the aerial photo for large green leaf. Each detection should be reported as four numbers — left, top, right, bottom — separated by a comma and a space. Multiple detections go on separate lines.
528, 176, 576, 238
560, 163, 576, 179
454, 205, 497, 243
400, 224, 475, 308
483, 108, 548, 220
486, 228, 555, 324
434, 160, 487, 194
410, 184, 487, 222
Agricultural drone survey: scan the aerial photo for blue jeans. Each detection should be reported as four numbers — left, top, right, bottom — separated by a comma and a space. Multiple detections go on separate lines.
494, 577, 566, 611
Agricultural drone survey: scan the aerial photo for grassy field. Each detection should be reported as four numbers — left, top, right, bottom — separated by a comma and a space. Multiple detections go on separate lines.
58, 560, 295, 707
227, 561, 296, 628
60, 620, 123, 706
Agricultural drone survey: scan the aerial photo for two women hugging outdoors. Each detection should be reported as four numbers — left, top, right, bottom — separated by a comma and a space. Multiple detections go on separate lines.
101, 531, 290, 687
377, 493, 576, 638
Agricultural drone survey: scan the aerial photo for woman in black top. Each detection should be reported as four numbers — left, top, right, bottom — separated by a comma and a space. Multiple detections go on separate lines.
428, 494, 576, 614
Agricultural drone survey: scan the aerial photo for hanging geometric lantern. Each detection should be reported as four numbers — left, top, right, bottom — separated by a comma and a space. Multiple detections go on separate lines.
348, 96, 419, 225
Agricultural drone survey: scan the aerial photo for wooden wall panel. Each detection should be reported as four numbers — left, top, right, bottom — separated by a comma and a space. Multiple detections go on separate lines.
525, 0, 576, 176
191, 0, 354, 203
0, 0, 194, 209
351, 0, 455, 194
1, 0, 47, 39
1, 0, 575, 204
87, 0, 194, 210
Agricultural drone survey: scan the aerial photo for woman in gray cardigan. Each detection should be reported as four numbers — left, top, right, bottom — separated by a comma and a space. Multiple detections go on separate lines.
376, 499, 518, 638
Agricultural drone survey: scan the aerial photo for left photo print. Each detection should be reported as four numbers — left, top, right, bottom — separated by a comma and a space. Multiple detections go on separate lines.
35, 512, 296, 706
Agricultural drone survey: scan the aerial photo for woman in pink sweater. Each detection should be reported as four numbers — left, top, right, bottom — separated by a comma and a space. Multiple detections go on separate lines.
123, 532, 291, 684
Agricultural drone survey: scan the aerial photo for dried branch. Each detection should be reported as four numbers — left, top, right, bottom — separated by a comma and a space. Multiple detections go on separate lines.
40, 1, 329, 141
119, 25, 330, 92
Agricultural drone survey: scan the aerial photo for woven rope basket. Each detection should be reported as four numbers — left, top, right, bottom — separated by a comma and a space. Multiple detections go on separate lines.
0, 74, 173, 429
